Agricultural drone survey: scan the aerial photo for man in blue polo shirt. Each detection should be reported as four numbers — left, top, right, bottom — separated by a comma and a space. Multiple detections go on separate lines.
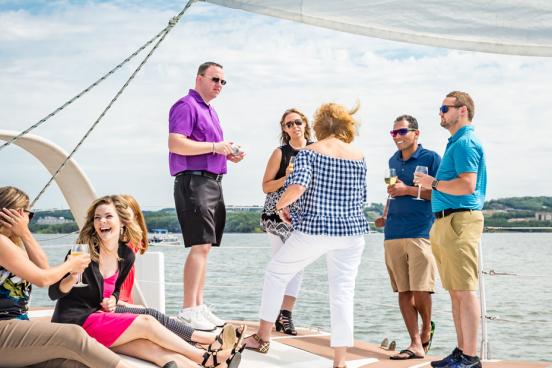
375, 115, 440, 360
415, 91, 486, 368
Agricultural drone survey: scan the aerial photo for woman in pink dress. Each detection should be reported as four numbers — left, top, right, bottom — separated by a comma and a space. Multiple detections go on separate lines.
49, 195, 242, 368
116, 194, 244, 350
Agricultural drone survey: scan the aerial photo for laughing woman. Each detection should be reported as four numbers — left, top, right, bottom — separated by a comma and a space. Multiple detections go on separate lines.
0, 186, 135, 368
49, 195, 241, 368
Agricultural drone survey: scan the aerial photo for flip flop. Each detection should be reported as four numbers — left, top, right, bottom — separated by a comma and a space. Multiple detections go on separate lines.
422, 320, 436, 353
389, 349, 424, 360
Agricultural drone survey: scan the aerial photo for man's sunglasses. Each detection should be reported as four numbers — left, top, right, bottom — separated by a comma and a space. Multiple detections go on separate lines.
284, 119, 303, 129
201, 75, 227, 85
24, 209, 35, 221
439, 105, 462, 114
390, 128, 416, 137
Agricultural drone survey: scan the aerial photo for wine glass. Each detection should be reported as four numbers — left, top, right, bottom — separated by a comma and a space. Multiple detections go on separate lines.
288, 156, 295, 173
413, 166, 428, 200
385, 168, 398, 200
71, 243, 89, 287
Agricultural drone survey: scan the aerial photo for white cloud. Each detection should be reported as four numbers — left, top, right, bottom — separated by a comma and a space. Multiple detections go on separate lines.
1, 1, 552, 210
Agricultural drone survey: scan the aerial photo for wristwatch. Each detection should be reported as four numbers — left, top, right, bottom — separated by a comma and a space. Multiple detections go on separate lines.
431, 179, 440, 190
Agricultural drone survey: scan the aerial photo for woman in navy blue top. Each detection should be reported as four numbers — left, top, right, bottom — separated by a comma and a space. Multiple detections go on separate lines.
245, 103, 369, 368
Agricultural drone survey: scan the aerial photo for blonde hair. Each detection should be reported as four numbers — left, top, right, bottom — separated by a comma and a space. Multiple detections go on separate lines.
120, 194, 148, 254
313, 102, 360, 143
279, 108, 312, 145
77, 195, 142, 262
0, 186, 30, 247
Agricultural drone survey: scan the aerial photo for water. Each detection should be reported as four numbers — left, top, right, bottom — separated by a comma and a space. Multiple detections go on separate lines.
31, 233, 552, 362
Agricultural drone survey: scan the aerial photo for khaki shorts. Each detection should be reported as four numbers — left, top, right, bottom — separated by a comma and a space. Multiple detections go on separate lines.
430, 210, 484, 291
384, 238, 436, 293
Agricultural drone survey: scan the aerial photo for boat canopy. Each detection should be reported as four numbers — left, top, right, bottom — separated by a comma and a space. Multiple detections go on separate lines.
202, 0, 552, 57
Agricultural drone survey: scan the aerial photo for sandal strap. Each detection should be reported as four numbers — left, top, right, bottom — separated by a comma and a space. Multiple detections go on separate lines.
201, 350, 220, 368
249, 333, 270, 353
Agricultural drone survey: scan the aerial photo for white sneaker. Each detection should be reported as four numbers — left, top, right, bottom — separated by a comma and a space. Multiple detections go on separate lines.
200, 304, 225, 327
176, 306, 216, 331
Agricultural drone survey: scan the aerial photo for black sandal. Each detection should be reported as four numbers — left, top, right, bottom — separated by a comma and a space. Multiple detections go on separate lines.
275, 309, 297, 336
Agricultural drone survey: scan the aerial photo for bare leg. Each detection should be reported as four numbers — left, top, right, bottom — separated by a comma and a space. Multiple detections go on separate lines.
183, 244, 211, 308
333, 347, 347, 367
413, 291, 432, 344
450, 291, 463, 350
392, 291, 424, 358
453, 290, 480, 356
110, 315, 233, 365
112, 339, 197, 368
280, 295, 296, 311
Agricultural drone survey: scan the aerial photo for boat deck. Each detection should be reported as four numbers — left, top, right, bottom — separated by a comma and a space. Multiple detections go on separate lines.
27, 310, 549, 368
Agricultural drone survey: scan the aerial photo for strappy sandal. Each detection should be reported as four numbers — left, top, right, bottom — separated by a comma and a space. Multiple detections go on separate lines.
275, 309, 297, 335
422, 321, 436, 353
201, 350, 222, 368
243, 333, 270, 354
206, 324, 237, 352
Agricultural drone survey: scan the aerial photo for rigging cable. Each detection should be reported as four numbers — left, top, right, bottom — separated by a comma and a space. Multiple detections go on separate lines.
27, 0, 196, 208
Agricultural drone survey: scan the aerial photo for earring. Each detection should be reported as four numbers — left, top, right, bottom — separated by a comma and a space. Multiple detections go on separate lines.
120, 227, 124, 236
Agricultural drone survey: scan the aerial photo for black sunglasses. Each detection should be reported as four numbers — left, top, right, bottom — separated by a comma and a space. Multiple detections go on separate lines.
201, 74, 227, 85
440, 105, 462, 114
284, 119, 303, 129
24, 209, 35, 221
390, 128, 416, 137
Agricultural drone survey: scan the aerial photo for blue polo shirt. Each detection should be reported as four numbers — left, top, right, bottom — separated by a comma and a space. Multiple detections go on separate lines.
385, 144, 441, 240
432, 126, 487, 212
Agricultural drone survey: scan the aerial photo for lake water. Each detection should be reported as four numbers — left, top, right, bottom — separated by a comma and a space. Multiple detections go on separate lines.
31, 232, 552, 362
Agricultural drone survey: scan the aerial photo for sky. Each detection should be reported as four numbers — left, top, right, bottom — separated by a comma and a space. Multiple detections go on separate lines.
1, 1, 552, 210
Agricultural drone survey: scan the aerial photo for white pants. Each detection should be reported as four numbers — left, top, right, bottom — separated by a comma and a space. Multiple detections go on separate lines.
260, 231, 365, 347
267, 233, 303, 298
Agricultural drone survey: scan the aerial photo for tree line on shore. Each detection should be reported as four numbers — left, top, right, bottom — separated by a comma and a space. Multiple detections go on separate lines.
30, 197, 552, 234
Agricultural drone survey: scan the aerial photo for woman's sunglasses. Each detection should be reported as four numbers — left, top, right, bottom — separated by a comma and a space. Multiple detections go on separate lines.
284, 119, 303, 129
390, 128, 416, 137
23, 209, 35, 221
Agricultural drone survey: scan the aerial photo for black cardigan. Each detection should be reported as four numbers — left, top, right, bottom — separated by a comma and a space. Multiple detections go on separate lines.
48, 242, 135, 326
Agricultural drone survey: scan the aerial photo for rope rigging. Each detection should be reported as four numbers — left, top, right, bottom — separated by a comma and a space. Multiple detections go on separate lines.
0, 0, 196, 208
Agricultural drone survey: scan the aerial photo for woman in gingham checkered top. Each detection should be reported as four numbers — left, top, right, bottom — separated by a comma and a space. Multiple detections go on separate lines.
244, 103, 369, 368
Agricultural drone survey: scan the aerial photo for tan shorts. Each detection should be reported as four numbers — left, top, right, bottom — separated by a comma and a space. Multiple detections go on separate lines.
430, 210, 484, 291
384, 238, 436, 293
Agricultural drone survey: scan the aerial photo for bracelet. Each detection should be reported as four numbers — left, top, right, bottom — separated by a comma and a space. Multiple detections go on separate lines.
275, 207, 284, 215
211, 142, 215, 154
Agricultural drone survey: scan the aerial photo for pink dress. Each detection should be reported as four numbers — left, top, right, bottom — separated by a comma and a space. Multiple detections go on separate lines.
82, 272, 137, 347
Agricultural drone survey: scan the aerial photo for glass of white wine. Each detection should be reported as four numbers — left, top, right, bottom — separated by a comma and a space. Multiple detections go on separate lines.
71, 243, 89, 287
413, 165, 428, 200
385, 168, 398, 199
288, 156, 295, 173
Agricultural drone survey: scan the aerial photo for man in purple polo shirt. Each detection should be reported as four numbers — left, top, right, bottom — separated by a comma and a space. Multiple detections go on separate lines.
168, 61, 245, 331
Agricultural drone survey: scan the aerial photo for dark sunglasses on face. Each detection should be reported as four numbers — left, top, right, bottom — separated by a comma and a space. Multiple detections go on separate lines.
284, 119, 303, 129
390, 128, 416, 137
23, 209, 34, 221
439, 104, 461, 114
201, 74, 227, 85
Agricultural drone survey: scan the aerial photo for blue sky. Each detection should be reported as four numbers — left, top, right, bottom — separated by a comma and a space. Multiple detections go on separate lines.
2, 1, 552, 210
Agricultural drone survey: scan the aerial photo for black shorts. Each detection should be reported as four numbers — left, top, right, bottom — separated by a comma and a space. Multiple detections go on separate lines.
174, 173, 226, 247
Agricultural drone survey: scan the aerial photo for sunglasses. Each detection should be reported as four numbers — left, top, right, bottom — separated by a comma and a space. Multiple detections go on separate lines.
284, 119, 303, 129
439, 105, 461, 114
201, 75, 227, 85
390, 128, 416, 137
23, 209, 35, 221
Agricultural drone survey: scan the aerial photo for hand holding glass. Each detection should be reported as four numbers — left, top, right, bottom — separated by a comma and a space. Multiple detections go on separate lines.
385, 168, 398, 199
71, 243, 89, 287
287, 156, 295, 173
413, 166, 428, 200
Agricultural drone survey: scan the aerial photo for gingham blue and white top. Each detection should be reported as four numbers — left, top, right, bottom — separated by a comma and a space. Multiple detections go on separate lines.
286, 149, 369, 236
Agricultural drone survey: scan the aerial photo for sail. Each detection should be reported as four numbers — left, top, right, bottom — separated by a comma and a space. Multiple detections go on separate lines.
0, 130, 96, 229
202, 0, 552, 57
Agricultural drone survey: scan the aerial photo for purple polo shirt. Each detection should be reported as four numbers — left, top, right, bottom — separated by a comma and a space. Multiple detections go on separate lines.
168, 89, 226, 176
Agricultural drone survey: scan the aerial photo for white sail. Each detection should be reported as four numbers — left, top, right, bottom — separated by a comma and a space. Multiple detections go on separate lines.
203, 0, 552, 56
0, 130, 96, 229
